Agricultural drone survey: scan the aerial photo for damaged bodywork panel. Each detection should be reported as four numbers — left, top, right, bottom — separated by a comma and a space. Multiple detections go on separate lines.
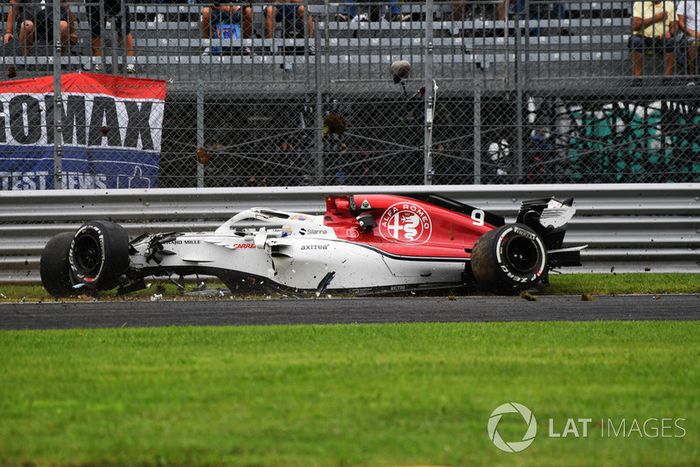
40, 194, 586, 297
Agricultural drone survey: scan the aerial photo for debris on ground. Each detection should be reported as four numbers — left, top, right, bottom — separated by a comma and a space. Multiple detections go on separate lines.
520, 291, 538, 302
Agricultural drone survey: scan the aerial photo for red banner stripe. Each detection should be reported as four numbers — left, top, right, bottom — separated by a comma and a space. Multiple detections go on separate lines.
0, 73, 166, 100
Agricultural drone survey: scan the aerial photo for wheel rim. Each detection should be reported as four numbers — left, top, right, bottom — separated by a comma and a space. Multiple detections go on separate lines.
73, 232, 102, 278
504, 236, 540, 274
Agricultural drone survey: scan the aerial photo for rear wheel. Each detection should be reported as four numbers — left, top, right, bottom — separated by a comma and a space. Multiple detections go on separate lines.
471, 223, 547, 292
69, 220, 130, 291
40, 232, 78, 297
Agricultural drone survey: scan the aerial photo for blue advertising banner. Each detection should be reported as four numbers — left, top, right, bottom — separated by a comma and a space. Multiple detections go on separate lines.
0, 73, 167, 190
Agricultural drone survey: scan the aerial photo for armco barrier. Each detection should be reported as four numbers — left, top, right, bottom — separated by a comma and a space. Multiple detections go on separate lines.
1, 184, 698, 282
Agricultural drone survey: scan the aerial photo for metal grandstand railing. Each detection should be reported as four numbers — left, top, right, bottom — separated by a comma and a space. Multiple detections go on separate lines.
0, 0, 699, 189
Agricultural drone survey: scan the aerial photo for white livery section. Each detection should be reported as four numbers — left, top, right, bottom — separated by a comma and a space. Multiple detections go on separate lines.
130, 208, 465, 291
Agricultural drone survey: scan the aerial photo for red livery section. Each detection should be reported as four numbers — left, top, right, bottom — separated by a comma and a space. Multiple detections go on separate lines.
324, 194, 496, 259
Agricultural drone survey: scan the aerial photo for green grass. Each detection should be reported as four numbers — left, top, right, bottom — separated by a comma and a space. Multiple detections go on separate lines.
0, 281, 198, 302
1, 273, 699, 302
1, 321, 698, 466
545, 273, 700, 295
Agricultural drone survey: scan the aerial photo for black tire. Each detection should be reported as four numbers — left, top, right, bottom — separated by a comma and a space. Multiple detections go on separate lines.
471, 223, 548, 291
40, 232, 78, 297
69, 220, 130, 291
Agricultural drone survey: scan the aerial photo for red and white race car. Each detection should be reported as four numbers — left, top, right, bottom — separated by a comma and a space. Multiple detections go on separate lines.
40, 193, 585, 296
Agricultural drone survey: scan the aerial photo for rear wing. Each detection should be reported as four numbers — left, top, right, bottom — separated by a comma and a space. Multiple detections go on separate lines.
518, 197, 585, 267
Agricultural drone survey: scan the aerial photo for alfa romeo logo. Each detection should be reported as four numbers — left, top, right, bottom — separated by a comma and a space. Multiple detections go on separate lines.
487, 402, 537, 453
378, 202, 432, 244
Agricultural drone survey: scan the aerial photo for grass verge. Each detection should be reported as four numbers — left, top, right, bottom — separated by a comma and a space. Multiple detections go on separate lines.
0, 322, 700, 465
0, 321, 698, 466
544, 273, 700, 295
0, 273, 698, 302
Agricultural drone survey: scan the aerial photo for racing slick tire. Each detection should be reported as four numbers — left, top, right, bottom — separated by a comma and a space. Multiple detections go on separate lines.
470, 223, 547, 291
40, 232, 79, 297
68, 220, 130, 291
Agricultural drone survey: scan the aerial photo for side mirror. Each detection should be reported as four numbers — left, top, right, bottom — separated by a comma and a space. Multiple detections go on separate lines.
356, 213, 377, 232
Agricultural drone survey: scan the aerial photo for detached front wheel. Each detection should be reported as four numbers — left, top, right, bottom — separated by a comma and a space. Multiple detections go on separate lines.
40, 232, 78, 297
471, 223, 547, 292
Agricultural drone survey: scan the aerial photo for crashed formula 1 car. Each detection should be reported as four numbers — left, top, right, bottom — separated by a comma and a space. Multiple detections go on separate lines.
40, 194, 586, 297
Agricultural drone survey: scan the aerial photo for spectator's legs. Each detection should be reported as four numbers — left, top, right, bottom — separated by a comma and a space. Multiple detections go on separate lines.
113, 7, 136, 71
631, 51, 643, 76
554, 2, 566, 19
18, 20, 34, 55
117, 33, 135, 57
656, 37, 678, 78
92, 37, 103, 57
242, 6, 253, 39
452, 1, 464, 21
663, 52, 674, 76
688, 42, 698, 74
551, 2, 569, 35
628, 36, 645, 77
297, 5, 313, 37
264, 6, 275, 38
201, 7, 212, 38
89, 31, 133, 70
87, 5, 101, 56
59, 20, 69, 53
497, 1, 506, 20
59, 21, 68, 43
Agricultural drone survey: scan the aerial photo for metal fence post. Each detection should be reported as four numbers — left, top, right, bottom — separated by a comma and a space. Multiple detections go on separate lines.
303, 0, 311, 88
121, 0, 128, 76
99, 1, 106, 72
423, 0, 435, 185
473, 76, 481, 184
314, 23, 324, 184
52, 0, 63, 189
514, 1, 524, 183
197, 78, 204, 188
110, 4, 118, 75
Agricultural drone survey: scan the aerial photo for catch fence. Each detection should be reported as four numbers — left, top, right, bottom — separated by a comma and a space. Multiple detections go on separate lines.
0, 1, 698, 189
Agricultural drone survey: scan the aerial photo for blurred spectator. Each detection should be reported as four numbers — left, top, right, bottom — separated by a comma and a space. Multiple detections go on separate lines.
201, 3, 253, 47
452, 1, 462, 20
487, 139, 511, 179
677, 0, 699, 74
493, 1, 566, 19
628, 0, 677, 79
496, 0, 505, 20
4, 1, 77, 55
452, 1, 496, 22
452, 1, 469, 21
337, 0, 409, 22
88, 0, 136, 73
264, 1, 313, 39
502, 1, 568, 34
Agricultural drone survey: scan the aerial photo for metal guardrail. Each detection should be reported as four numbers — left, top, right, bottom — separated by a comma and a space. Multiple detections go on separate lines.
1, 184, 698, 282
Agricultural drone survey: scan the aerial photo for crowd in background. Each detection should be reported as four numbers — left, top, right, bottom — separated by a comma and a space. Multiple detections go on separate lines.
2, 1, 698, 186
2, 1, 699, 77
